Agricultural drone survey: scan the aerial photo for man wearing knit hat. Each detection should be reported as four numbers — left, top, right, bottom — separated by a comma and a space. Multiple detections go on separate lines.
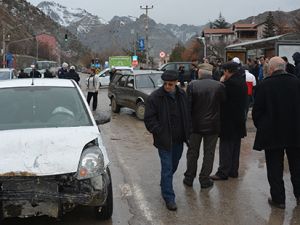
144, 70, 190, 211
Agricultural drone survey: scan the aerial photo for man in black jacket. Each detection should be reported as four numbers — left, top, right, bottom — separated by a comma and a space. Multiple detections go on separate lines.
252, 56, 300, 209
144, 70, 190, 211
183, 68, 225, 188
29, 66, 42, 78
65, 66, 80, 84
211, 62, 247, 181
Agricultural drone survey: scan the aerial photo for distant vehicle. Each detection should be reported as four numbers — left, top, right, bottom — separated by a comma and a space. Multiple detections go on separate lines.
108, 70, 163, 120
0, 79, 113, 220
23, 67, 32, 75
158, 62, 193, 82
0, 68, 17, 80
36, 60, 59, 76
98, 66, 133, 86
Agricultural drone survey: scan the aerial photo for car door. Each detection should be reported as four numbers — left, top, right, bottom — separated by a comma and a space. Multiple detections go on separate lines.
114, 75, 128, 106
123, 75, 136, 109
183, 63, 192, 82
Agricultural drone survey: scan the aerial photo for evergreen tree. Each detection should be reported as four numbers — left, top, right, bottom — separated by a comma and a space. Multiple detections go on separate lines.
169, 43, 185, 62
212, 13, 230, 29
263, 12, 276, 38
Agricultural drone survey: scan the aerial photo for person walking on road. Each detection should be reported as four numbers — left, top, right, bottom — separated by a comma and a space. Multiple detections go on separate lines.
18, 69, 29, 78
86, 69, 100, 111
44, 68, 54, 78
183, 67, 225, 189
58, 62, 69, 79
211, 62, 247, 181
66, 66, 80, 84
29, 65, 42, 78
144, 70, 190, 211
178, 65, 185, 87
252, 56, 300, 209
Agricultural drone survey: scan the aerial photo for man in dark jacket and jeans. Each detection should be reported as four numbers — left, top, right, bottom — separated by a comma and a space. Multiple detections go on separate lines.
253, 56, 300, 209
183, 68, 225, 188
144, 70, 190, 211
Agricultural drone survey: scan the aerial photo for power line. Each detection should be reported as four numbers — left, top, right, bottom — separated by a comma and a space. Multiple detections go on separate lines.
140, 5, 153, 67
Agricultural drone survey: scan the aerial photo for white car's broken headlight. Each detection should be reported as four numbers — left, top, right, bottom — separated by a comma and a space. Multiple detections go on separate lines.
76, 146, 105, 180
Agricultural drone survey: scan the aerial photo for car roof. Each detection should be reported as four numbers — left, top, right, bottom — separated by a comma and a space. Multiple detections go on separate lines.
119, 70, 163, 76
112, 66, 133, 70
0, 78, 75, 88
0, 68, 15, 72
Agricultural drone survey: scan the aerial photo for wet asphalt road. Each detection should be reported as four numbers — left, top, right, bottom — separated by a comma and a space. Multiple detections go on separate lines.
2, 75, 300, 225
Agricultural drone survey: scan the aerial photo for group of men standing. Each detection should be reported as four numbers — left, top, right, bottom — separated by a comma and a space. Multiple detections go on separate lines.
144, 55, 300, 211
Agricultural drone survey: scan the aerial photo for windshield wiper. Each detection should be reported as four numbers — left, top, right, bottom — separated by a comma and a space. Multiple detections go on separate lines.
148, 76, 156, 88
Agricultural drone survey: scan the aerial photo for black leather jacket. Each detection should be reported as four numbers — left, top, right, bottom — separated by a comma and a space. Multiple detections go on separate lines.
187, 75, 226, 135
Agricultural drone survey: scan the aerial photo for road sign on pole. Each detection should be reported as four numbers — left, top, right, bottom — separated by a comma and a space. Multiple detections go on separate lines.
159, 51, 166, 58
139, 38, 145, 51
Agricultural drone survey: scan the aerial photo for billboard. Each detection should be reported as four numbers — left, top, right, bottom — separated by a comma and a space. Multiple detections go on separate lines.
109, 56, 132, 67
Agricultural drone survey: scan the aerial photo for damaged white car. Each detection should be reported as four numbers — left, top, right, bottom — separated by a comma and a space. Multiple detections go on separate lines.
0, 79, 112, 220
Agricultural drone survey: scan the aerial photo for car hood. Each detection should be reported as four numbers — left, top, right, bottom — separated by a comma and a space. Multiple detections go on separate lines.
0, 127, 109, 176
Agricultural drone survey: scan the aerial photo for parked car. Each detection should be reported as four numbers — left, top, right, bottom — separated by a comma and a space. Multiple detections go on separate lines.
0, 68, 17, 80
108, 70, 163, 120
0, 79, 113, 220
98, 66, 133, 86
158, 62, 193, 82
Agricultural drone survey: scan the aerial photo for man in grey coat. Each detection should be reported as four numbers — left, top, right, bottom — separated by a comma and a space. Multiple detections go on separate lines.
183, 68, 225, 188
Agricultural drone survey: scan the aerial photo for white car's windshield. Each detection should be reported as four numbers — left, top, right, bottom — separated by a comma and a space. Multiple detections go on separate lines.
0, 71, 10, 80
0, 86, 92, 130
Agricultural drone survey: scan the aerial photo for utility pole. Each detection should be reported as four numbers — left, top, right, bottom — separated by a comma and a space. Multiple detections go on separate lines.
140, 5, 153, 68
2, 24, 6, 68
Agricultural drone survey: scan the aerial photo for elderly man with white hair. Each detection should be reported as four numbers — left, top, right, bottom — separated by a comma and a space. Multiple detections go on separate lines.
183, 66, 225, 189
252, 56, 300, 209
58, 62, 69, 79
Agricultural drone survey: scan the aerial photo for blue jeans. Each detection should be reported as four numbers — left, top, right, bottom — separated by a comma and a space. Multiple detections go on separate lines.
158, 143, 184, 203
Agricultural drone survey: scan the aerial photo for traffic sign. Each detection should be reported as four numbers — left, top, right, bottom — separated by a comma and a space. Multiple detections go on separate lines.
159, 51, 166, 58
132, 60, 138, 67
139, 38, 145, 51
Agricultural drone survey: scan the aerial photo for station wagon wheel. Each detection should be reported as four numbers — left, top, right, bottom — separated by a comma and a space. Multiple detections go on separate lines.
111, 97, 120, 113
95, 167, 113, 220
136, 102, 145, 120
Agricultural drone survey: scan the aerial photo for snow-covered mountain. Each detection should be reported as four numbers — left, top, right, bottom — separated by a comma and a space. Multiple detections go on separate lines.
37, 1, 203, 56
37, 1, 107, 34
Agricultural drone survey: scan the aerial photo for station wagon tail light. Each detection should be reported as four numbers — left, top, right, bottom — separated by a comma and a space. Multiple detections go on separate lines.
76, 146, 105, 180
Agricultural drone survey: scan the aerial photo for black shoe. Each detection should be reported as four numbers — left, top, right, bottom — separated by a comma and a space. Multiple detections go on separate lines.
201, 179, 214, 189
268, 198, 285, 209
166, 202, 177, 211
210, 174, 228, 181
183, 177, 193, 187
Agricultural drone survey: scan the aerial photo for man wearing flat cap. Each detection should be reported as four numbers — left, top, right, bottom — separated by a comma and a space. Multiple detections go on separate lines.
144, 70, 190, 211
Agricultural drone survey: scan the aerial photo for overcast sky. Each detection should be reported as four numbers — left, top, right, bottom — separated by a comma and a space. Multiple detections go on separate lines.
27, 0, 300, 26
